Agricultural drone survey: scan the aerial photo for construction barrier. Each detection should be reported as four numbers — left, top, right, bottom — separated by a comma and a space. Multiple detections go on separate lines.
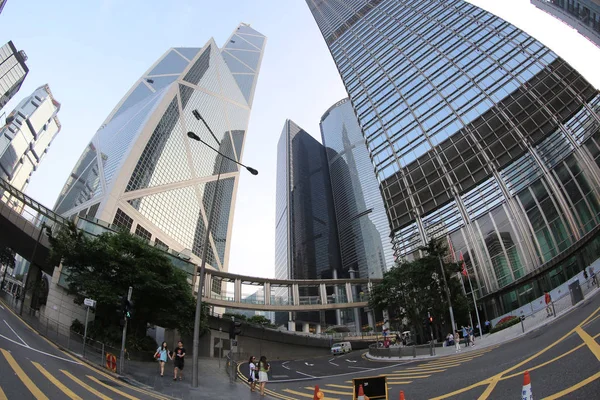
522, 370, 533, 400
313, 384, 324, 399
105, 352, 117, 372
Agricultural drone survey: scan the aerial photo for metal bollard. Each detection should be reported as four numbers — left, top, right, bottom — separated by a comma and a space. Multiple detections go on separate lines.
412, 345, 416, 358
520, 316, 525, 333
552, 301, 556, 317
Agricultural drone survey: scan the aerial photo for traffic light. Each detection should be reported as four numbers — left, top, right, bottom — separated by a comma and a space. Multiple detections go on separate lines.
117, 295, 133, 320
229, 320, 242, 339
125, 300, 134, 320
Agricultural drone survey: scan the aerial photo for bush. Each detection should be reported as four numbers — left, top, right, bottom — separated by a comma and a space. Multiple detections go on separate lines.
71, 319, 84, 335
490, 315, 520, 333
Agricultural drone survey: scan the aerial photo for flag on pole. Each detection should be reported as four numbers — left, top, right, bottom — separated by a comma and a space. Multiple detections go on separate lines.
459, 252, 468, 277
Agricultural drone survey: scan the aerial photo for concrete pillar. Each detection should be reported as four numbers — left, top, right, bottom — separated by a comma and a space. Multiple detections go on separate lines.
287, 320, 296, 331
333, 270, 342, 325
302, 322, 310, 333
234, 278, 241, 303
292, 284, 300, 305
204, 273, 212, 297
264, 282, 271, 305
367, 310, 375, 331
315, 324, 322, 334
319, 283, 327, 304
349, 269, 361, 333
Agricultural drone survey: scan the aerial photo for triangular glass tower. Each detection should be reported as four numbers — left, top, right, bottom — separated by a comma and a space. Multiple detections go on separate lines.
54, 24, 266, 273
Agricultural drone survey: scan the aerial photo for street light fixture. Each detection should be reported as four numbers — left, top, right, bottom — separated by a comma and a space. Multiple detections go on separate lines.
188, 110, 258, 388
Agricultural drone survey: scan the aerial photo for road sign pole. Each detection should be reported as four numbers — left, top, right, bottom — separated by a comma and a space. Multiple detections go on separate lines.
120, 286, 132, 374
83, 306, 90, 356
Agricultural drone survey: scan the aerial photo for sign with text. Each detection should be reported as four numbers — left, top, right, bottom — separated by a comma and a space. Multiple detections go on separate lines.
84, 298, 96, 308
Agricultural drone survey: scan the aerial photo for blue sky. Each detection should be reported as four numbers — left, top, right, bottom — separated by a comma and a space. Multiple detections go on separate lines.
1, 0, 599, 279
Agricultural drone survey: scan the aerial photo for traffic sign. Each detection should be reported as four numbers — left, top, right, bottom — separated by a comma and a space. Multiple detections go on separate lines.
231, 340, 238, 346
84, 298, 96, 308
105, 353, 117, 372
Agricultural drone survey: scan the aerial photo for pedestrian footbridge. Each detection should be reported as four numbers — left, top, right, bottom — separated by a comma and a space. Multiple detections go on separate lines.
199, 269, 381, 312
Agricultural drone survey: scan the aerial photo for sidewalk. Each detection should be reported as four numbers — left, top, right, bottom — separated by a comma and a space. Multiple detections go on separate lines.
367, 284, 600, 361
122, 358, 258, 400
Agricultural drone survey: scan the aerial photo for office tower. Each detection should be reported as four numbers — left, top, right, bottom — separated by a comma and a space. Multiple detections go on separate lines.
0, 41, 28, 111
54, 24, 266, 276
0, 0, 7, 15
275, 120, 342, 327
307, 0, 600, 317
0, 84, 61, 193
320, 98, 394, 280
532, 0, 600, 48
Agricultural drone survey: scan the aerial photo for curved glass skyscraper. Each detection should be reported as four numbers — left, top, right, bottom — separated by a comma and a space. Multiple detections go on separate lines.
307, 0, 600, 317
320, 98, 394, 279
54, 24, 266, 274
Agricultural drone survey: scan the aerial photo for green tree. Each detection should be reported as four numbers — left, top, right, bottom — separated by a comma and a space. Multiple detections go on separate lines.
223, 312, 247, 321
369, 238, 468, 343
0, 246, 15, 268
46, 223, 207, 342
247, 315, 274, 327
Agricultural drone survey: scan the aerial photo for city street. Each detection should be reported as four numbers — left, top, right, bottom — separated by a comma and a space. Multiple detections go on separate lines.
240, 293, 600, 399
0, 300, 165, 400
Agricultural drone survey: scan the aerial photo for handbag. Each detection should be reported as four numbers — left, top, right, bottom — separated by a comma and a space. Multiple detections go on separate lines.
154, 350, 160, 360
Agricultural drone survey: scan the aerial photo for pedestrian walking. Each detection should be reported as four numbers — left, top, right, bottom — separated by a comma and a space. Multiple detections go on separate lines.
468, 325, 475, 346
258, 355, 270, 396
590, 267, 598, 287
170, 340, 186, 381
462, 326, 470, 347
584, 269, 589, 288
484, 320, 490, 333
545, 291, 553, 317
154, 341, 169, 377
248, 356, 258, 391
454, 330, 461, 352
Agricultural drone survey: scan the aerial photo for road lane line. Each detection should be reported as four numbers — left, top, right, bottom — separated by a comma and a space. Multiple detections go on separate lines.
61, 370, 111, 400
328, 357, 339, 366
401, 368, 447, 373
326, 384, 353, 389
386, 375, 431, 379
0, 299, 168, 400
542, 370, 600, 400
387, 381, 413, 385
433, 304, 600, 400
0, 333, 80, 363
31, 362, 82, 400
283, 388, 338, 399
304, 387, 352, 395
575, 326, 600, 361
0, 386, 7, 400
4, 320, 28, 347
347, 366, 372, 369
0, 305, 5, 310
477, 375, 500, 400
87, 376, 139, 400
0, 349, 48, 400
281, 361, 290, 370
296, 371, 316, 378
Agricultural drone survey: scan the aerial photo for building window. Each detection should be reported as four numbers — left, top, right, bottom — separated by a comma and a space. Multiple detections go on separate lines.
154, 238, 169, 251
134, 224, 152, 241
112, 208, 133, 231
87, 203, 100, 219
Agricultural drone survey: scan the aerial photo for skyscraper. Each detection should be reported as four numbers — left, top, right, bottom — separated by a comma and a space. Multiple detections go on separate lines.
0, 84, 61, 193
320, 98, 394, 280
531, 0, 600, 48
0, 0, 7, 15
275, 120, 342, 327
308, 0, 600, 317
54, 24, 266, 275
0, 41, 28, 111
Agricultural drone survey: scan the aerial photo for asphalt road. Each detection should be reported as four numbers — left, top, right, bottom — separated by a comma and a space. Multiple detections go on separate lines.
0, 300, 165, 400
239, 293, 600, 399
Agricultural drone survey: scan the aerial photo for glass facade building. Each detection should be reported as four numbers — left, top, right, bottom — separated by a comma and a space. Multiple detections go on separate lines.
307, 0, 600, 318
532, 0, 600, 48
0, 41, 28, 112
320, 98, 394, 279
0, 84, 61, 194
275, 120, 342, 326
54, 24, 266, 275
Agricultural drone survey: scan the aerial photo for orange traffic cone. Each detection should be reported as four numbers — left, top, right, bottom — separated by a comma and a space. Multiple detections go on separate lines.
399, 390, 405, 400
313, 385, 324, 400
358, 384, 365, 400
522, 371, 533, 400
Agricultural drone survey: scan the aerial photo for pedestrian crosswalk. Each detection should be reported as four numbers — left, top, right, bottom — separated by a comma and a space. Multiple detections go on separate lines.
0, 347, 161, 400
258, 346, 498, 400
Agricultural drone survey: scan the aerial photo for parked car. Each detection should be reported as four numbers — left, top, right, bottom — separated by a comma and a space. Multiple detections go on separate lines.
331, 341, 352, 355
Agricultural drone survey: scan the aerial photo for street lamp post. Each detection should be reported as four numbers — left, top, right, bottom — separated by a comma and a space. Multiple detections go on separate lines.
187, 110, 258, 388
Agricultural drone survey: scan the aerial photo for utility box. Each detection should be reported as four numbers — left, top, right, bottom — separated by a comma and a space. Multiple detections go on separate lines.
353, 376, 388, 400
569, 280, 584, 305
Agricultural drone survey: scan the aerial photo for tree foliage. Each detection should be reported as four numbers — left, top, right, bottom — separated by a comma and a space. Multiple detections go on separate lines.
46, 223, 206, 343
0, 246, 15, 269
247, 315, 275, 327
369, 239, 469, 342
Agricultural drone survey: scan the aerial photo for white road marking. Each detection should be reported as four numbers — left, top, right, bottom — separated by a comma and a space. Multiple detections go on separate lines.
0, 305, 5, 310
304, 362, 314, 366
4, 320, 28, 347
296, 371, 316, 378
328, 357, 339, 366
281, 361, 290, 370
0, 333, 81, 364
348, 366, 371, 369
345, 359, 357, 363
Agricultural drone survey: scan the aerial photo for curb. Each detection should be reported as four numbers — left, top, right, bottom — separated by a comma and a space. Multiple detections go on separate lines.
367, 287, 600, 362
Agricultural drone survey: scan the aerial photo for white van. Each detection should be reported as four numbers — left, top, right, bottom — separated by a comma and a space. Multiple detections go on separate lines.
331, 341, 352, 355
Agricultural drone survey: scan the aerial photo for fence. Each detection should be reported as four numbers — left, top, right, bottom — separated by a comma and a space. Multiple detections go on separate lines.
0, 290, 145, 375
367, 343, 428, 358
